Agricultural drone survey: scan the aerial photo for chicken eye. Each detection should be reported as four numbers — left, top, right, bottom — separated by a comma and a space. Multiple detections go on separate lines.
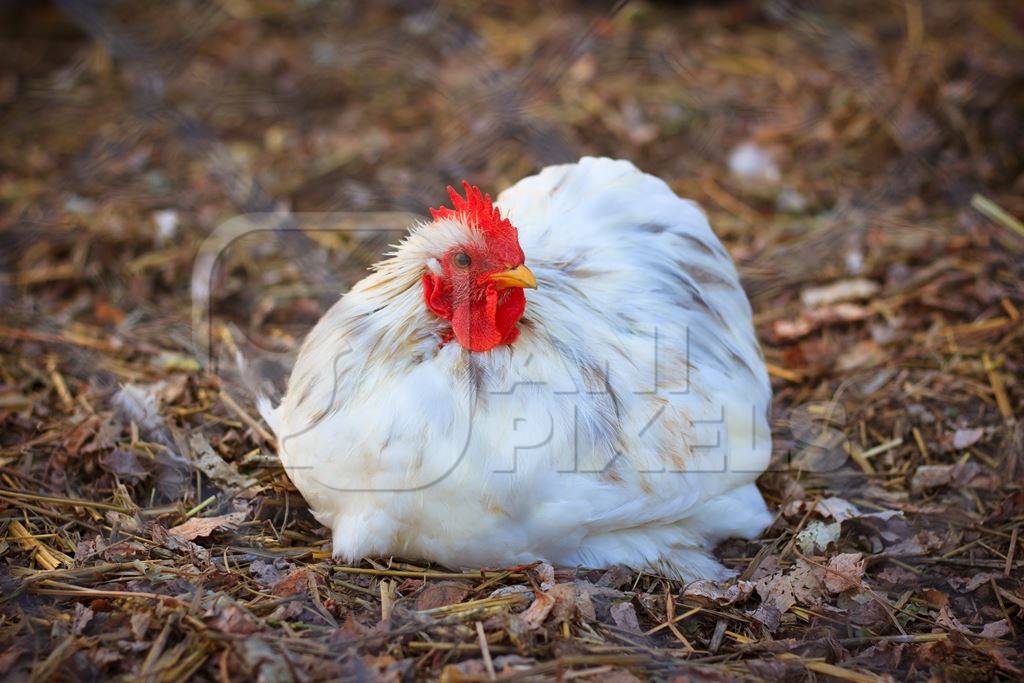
452, 252, 471, 268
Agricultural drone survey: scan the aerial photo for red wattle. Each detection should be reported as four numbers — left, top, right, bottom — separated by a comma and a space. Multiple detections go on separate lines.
449, 285, 525, 352
452, 285, 501, 352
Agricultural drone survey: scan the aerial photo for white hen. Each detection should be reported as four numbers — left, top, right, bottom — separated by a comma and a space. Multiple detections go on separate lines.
261, 157, 772, 580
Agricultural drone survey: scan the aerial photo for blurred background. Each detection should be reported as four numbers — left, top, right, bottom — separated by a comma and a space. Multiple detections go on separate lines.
4, 1, 1021, 357
1, 1, 1023, 680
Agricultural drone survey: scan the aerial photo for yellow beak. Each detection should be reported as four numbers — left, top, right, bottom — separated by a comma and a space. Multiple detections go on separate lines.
488, 264, 537, 289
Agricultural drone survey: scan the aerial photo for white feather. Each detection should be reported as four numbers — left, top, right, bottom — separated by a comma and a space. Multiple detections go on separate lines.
266, 157, 772, 579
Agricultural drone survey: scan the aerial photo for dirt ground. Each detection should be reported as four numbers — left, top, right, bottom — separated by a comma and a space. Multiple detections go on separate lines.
1, 1, 1023, 680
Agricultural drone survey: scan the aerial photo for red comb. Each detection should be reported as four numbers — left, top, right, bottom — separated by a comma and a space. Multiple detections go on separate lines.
429, 181, 523, 263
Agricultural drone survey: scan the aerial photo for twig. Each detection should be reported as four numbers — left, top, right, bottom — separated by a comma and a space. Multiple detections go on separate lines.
971, 194, 1024, 241
1006, 526, 1019, 578
476, 621, 497, 681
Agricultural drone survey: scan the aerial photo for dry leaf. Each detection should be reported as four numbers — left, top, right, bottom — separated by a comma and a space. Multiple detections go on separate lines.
547, 583, 578, 623
887, 529, 945, 556
797, 520, 842, 554
935, 605, 969, 632
518, 590, 555, 630
750, 560, 827, 631
980, 620, 1011, 639
130, 611, 151, 641
250, 559, 293, 587
919, 588, 949, 608
72, 603, 94, 635
683, 579, 755, 606
415, 581, 471, 610
784, 497, 900, 523
773, 303, 873, 340
489, 584, 534, 600
836, 340, 885, 371
911, 465, 954, 491
531, 562, 556, 591
272, 569, 316, 597
911, 462, 979, 492
168, 510, 246, 541
814, 496, 859, 521
800, 278, 880, 307
207, 602, 261, 635
188, 433, 258, 491
824, 553, 865, 593
608, 601, 640, 632
952, 427, 984, 450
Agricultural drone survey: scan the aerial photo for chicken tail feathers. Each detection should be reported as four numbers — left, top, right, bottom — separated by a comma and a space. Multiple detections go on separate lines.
256, 392, 281, 437
230, 346, 283, 437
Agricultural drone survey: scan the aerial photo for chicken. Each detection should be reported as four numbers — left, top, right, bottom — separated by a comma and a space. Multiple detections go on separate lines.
260, 157, 772, 580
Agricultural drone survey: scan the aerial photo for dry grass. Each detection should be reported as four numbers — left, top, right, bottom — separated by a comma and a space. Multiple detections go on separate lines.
1, 0, 1022, 680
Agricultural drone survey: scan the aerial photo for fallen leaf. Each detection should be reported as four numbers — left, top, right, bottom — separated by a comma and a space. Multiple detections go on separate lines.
272, 569, 316, 597
773, 316, 815, 340
981, 620, 1010, 639
573, 584, 598, 621
785, 496, 901, 525
531, 562, 556, 591
836, 340, 885, 371
518, 589, 555, 630
207, 602, 261, 635
250, 559, 293, 587
911, 465, 954, 491
65, 413, 121, 456
813, 496, 861, 521
150, 524, 213, 564
800, 278, 880, 307
952, 427, 984, 450
596, 565, 632, 589
168, 510, 246, 541
188, 433, 258, 492
547, 583, 578, 623
837, 590, 890, 629
772, 303, 873, 340
964, 572, 1002, 592
824, 553, 865, 593
72, 602, 94, 635
593, 671, 643, 683
130, 611, 151, 640
236, 638, 294, 682
608, 601, 640, 632
887, 529, 945, 556
683, 579, 755, 606
797, 520, 842, 555
104, 510, 142, 534
748, 602, 785, 632
919, 588, 949, 608
935, 605, 969, 633
489, 584, 534, 600
113, 383, 165, 434
415, 581, 471, 610
911, 462, 980, 491
875, 566, 919, 587
750, 559, 828, 631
